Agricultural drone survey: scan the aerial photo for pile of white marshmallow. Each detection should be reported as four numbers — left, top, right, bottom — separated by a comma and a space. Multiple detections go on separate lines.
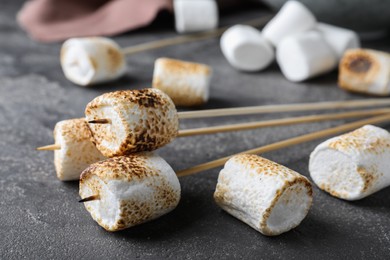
220, 0, 360, 82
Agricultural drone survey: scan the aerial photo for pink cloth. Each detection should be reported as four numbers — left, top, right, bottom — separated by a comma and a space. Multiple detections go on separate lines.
17, 0, 173, 42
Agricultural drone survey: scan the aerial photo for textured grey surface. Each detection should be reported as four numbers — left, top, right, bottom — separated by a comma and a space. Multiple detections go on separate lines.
1, 1, 390, 259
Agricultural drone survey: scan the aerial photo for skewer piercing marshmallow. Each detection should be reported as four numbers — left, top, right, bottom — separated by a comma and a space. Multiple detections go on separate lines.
277, 31, 338, 82
153, 58, 212, 107
309, 125, 390, 200
220, 25, 274, 72
214, 154, 313, 236
61, 37, 126, 86
316, 23, 360, 60
173, 0, 218, 33
262, 0, 316, 46
85, 89, 179, 157
338, 49, 390, 96
79, 153, 181, 231
54, 118, 106, 181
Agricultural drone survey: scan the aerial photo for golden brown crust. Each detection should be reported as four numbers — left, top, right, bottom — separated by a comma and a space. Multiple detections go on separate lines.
153, 58, 211, 107
80, 154, 158, 183
85, 89, 179, 157
54, 118, 93, 143
327, 127, 390, 154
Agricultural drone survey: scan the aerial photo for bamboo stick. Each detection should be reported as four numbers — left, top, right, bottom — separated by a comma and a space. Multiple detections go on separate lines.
176, 113, 390, 177
177, 108, 390, 137
36, 144, 61, 151
178, 99, 390, 119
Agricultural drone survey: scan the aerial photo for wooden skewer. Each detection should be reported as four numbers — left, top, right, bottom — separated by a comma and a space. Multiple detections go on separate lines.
121, 15, 273, 56
36, 144, 61, 151
178, 98, 390, 119
177, 108, 390, 137
176, 113, 390, 177
88, 119, 110, 124
79, 195, 100, 203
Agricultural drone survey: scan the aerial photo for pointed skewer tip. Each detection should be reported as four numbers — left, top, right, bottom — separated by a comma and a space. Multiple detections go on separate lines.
88, 119, 110, 124
79, 195, 100, 203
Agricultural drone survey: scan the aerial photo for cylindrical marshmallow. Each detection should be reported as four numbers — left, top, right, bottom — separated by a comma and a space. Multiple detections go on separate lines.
174, 0, 218, 33
61, 37, 126, 86
152, 58, 212, 107
214, 154, 313, 236
338, 48, 390, 96
262, 0, 317, 46
79, 153, 181, 231
54, 118, 106, 181
309, 125, 390, 201
85, 89, 179, 157
316, 23, 360, 60
220, 25, 274, 72
277, 31, 338, 82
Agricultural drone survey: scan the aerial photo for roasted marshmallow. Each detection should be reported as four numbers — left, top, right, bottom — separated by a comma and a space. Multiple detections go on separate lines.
79, 153, 181, 231
309, 125, 390, 201
316, 23, 360, 60
61, 37, 126, 86
174, 0, 218, 33
214, 154, 313, 236
85, 89, 179, 157
153, 58, 212, 106
277, 31, 338, 82
220, 25, 274, 72
339, 49, 390, 96
54, 118, 105, 181
262, 0, 316, 46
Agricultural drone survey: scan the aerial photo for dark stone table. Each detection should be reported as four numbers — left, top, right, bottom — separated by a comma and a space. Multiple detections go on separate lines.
1, 1, 389, 259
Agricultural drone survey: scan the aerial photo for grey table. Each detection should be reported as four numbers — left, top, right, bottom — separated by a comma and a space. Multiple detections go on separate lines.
1, 1, 389, 259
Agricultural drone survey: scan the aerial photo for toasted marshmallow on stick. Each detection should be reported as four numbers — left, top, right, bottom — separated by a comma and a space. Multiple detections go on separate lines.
153, 58, 212, 107
214, 154, 313, 236
262, 0, 316, 46
309, 125, 390, 201
339, 49, 390, 96
174, 0, 218, 33
277, 31, 338, 82
61, 37, 126, 86
85, 89, 179, 157
316, 23, 360, 60
53, 118, 106, 181
79, 153, 181, 231
220, 25, 274, 72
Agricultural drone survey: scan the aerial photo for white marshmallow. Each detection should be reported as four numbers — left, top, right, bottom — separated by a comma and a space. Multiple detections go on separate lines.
85, 89, 179, 157
276, 31, 338, 82
309, 125, 390, 201
152, 58, 212, 107
339, 48, 390, 96
174, 0, 218, 33
214, 154, 313, 236
54, 118, 105, 181
316, 23, 360, 60
61, 37, 126, 86
79, 153, 181, 231
220, 25, 274, 72
262, 0, 316, 46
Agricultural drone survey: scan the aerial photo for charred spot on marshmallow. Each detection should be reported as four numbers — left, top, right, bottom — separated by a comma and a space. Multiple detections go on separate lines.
85, 88, 179, 157
106, 45, 125, 73
348, 55, 372, 73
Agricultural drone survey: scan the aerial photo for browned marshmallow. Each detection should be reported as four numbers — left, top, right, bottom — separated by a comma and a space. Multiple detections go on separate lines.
54, 118, 105, 181
85, 89, 179, 157
153, 58, 212, 107
339, 49, 390, 96
79, 154, 181, 231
